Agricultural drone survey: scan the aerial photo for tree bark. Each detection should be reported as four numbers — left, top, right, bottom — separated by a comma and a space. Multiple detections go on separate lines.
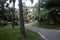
19, 0, 26, 38
12, 1, 15, 28
38, 0, 41, 27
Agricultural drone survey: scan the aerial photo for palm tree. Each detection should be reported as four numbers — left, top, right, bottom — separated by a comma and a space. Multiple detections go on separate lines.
9, 0, 15, 28
38, 0, 41, 27
19, 0, 26, 38
12, 0, 15, 28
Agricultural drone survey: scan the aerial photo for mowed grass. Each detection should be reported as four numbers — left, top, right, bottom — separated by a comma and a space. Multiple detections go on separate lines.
25, 29, 41, 40
0, 24, 20, 40
0, 24, 41, 40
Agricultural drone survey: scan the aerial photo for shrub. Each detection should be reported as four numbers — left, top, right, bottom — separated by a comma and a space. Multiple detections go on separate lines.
14, 21, 19, 26
0, 20, 7, 26
2, 21, 7, 26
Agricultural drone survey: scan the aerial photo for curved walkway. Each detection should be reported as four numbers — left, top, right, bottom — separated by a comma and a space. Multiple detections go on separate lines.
25, 23, 60, 40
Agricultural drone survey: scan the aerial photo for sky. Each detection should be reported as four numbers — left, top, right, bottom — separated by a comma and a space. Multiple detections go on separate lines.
8, 0, 38, 9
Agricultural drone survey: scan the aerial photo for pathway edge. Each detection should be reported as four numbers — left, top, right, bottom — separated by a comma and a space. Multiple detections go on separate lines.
32, 30, 48, 40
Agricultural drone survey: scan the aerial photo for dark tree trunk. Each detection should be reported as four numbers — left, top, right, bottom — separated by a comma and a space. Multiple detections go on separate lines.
12, 1, 15, 28
19, 0, 26, 38
38, 0, 41, 27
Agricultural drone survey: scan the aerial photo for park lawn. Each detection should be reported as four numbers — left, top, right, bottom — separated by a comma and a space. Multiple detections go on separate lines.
32, 22, 60, 30
0, 24, 42, 40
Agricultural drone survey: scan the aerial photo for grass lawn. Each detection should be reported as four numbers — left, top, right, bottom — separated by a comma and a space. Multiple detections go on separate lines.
0, 24, 42, 40
32, 21, 60, 30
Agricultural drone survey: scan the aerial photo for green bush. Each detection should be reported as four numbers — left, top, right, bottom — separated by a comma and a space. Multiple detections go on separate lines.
14, 21, 19, 26
2, 21, 7, 26
0, 20, 7, 26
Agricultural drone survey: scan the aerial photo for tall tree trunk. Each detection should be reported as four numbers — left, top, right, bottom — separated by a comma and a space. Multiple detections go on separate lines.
38, 0, 41, 27
12, 1, 15, 28
19, 0, 26, 38
2, 3, 4, 20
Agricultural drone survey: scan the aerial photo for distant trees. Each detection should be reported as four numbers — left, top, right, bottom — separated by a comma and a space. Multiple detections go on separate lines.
9, 0, 16, 28
0, 0, 11, 26
32, 0, 41, 26
33, 0, 60, 24
0, 0, 13, 21
37, 0, 41, 27
0, 0, 8, 20
22, 2, 28, 22
44, 0, 60, 24
0, 0, 17, 26
44, 0, 60, 9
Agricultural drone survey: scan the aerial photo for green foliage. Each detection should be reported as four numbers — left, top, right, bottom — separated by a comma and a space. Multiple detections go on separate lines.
0, 0, 14, 22
41, 0, 60, 24
14, 21, 19, 26
45, 0, 60, 9
0, 0, 10, 20
0, 20, 7, 26
3, 21, 7, 26
32, 22, 60, 29
0, 0, 7, 4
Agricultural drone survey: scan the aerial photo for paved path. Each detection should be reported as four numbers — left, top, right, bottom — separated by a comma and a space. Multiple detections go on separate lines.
25, 23, 60, 40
